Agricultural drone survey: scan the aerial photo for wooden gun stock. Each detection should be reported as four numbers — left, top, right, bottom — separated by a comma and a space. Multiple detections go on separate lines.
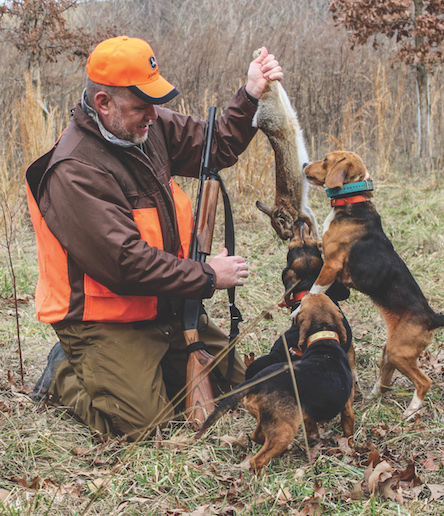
184, 328, 216, 425
183, 107, 220, 427
184, 178, 220, 425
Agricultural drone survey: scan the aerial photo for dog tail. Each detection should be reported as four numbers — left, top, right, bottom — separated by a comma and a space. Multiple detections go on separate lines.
430, 313, 444, 330
194, 380, 253, 439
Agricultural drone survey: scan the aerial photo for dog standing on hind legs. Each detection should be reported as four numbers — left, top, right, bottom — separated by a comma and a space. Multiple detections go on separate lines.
303, 150, 444, 417
195, 292, 355, 472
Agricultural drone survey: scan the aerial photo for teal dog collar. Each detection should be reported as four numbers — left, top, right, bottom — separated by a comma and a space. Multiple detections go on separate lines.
326, 180, 374, 198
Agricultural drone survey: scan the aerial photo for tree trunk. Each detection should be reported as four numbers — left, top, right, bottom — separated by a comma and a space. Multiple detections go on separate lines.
415, 63, 432, 171
413, 0, 432, 172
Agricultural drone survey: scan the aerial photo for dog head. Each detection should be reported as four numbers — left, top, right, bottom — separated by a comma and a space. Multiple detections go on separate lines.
282, 222, 349, 308
282, 222, 322, 306
304, 151, 371, 190
293, 293, 348, 351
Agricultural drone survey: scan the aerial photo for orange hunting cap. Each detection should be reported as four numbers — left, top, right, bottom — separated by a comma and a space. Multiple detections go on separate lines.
86, 36, 179, 104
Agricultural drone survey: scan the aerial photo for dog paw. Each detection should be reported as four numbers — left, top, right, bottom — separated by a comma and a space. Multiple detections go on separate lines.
290, 305, 301, 320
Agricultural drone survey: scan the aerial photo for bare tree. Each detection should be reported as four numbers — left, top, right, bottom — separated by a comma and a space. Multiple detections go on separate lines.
0, 0, 116, 74
329, 0, 444, 171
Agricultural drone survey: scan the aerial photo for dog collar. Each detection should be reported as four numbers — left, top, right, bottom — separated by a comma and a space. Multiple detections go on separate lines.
291, 329, 340, 357
307, 330, 340, 346
331, 194, 368, 207
326, 180, 374, 198
280, 290, 308, 308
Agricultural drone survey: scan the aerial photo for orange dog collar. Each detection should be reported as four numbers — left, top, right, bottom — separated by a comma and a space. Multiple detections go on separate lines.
307, 330, 340, 346
280, 290, 308, 308
291, 330, 340, 357
331, 195, 368, 207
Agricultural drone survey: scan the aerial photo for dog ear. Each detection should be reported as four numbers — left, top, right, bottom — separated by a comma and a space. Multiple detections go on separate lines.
332, 305, 348, 346
296, 309, 311, 351
325, 158, 348, 189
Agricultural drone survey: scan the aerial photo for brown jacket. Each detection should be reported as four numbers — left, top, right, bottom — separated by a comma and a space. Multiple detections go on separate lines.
26, 87, 257, 325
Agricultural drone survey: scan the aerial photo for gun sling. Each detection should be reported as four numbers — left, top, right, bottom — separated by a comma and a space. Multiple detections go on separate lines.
185, 169, 242, 383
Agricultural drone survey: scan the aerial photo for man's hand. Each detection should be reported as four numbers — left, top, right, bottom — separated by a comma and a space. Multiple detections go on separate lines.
245, 47, 283, 100
208, 248, 249, 289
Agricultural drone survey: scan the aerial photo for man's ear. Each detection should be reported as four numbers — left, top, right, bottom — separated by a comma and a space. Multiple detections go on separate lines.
94, 92, 111, 117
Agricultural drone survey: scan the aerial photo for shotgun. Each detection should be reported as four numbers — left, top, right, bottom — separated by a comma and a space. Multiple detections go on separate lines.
183, 106, 219, 425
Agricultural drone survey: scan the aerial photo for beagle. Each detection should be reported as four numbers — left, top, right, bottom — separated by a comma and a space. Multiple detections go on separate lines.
304, 150, 444, 417
195, 293, 355, 472
245, 221, 355, 383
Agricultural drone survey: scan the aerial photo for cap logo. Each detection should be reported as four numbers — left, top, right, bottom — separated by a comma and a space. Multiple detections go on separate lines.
149, 56, 157, 70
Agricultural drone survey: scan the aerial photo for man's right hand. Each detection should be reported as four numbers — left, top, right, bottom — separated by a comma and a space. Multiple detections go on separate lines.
208, 248, 249, 289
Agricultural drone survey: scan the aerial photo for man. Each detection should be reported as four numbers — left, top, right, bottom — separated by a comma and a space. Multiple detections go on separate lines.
26, 36, 283, 440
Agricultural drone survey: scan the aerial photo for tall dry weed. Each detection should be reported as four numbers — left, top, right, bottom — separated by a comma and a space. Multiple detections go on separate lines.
373, 63, 407, 180
0, 72, 60, 241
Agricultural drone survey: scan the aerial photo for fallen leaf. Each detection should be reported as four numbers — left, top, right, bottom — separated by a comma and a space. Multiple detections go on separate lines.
0, 401, 11, 415
366, 443, 381, 467
219, 433, 248, 449
349, 481, 367, 501
428, 484, 444, 501
72, 446, 91, 456
86, 477, 108, 493
276, 487, 293, 503
162, 434, 195, 449
0, 488, 11, 502
366, 461, 394, 493
336, 436, 355, 456
238, 453, 253, 470
399, 462, 422, 487
423, 455, 441, 471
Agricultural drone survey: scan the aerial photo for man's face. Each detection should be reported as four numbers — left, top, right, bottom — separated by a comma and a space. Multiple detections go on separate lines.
106, 92, 158, 144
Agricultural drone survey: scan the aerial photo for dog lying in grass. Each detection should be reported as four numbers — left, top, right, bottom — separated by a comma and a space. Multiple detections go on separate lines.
304, 150, 444, 417
196, 292, 354, 472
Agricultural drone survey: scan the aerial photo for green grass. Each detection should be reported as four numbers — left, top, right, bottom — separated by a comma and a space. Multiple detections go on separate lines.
0, 174, 443, 515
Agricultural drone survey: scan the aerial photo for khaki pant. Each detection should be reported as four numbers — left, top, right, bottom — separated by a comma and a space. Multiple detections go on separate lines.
49, 314, 245, 440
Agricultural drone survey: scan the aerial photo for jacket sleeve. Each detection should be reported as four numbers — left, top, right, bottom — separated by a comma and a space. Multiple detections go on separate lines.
155, 86, 258, 178
40, 160, 215, 299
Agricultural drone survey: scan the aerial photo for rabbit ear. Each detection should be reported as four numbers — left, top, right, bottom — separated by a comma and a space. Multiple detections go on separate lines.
325, 158, 348, 189
256, 200, 273, 218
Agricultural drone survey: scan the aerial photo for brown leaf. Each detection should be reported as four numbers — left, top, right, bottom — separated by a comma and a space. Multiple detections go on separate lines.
349, 481, 368, 501
366, 461, 394, 493
366, 444, 381, 466
428, 484, 444, 501
162, 434, 195, 449
219, 433, 248, 449
0, 488, 12, 503
399, 462, 422, 486
11, 475, 30, 488
424, 455, 441, 471
336, 436, 355, 456
71, 446, 91, 457
238, 453, 253, 470
0, 401, 11, 415
276, 487, 293, 503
